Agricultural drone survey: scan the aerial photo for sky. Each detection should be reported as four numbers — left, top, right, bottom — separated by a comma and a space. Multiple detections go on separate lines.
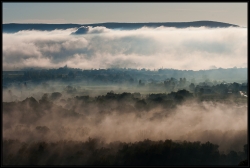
2, 2, 248, 27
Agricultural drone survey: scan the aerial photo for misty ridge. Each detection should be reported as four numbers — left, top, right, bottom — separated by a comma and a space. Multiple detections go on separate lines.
2, 67, 247, 101
2, 21, 248, 165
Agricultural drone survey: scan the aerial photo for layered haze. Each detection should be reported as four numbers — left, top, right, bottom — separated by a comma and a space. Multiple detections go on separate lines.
3, 94, 247, 153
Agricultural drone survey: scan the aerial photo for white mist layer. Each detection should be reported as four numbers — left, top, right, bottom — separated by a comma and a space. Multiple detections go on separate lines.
3, 27, 247, 71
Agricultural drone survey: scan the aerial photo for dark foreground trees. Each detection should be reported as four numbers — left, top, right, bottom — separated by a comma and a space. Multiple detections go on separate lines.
238, 159, 248, 166
3, 139, 247, 166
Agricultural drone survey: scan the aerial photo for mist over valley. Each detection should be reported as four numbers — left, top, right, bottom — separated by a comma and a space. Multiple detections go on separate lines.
2, 20, 248, 166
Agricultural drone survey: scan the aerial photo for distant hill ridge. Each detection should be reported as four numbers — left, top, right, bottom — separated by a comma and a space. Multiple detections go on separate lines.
3, 21, 239, 33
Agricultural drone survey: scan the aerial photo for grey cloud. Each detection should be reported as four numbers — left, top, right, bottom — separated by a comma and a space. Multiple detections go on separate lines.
182, 40, 230, 54
87, 35, 158, 56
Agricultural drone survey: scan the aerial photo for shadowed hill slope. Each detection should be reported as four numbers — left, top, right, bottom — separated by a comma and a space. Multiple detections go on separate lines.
3, 21, 239, 33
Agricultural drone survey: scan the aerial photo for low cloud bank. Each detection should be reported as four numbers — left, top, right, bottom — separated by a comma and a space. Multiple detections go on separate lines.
3, 27, 247, 70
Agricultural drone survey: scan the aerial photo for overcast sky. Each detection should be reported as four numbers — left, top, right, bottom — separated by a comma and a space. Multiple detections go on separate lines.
2, 3, 247, 27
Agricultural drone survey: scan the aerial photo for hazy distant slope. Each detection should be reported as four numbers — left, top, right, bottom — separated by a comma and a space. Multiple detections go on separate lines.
84, 20, 239, 29
2, 23, 81, 33
3, 21, 239, 33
